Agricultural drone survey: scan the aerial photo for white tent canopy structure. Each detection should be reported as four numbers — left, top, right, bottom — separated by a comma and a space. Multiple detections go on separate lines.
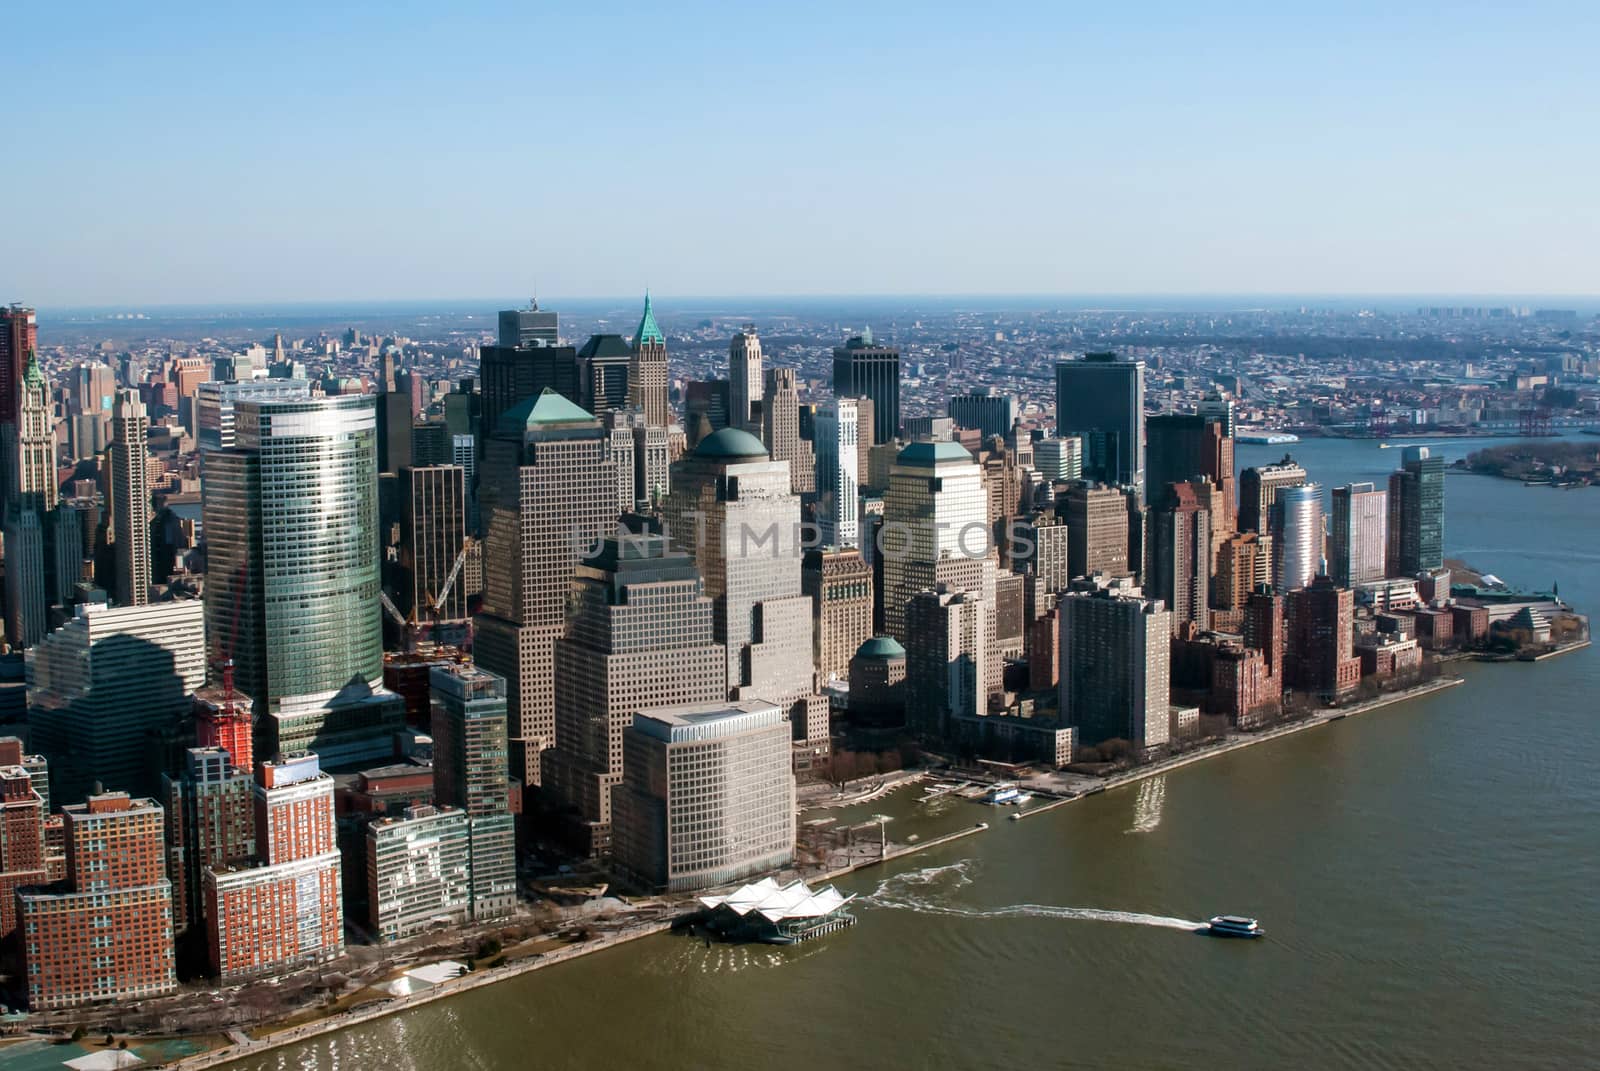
698, 877, 857, 943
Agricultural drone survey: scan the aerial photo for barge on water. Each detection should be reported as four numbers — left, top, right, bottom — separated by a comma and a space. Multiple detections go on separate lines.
692, 877, 858, 944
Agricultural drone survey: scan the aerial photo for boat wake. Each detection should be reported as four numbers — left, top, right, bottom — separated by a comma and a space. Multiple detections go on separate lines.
865, 861, 1203, 932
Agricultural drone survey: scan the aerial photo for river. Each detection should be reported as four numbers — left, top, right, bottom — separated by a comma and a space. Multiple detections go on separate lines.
232, 436, 1600, 1070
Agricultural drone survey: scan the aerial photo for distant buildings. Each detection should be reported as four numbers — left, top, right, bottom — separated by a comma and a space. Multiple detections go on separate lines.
498, 301, 559, 349
762, 367, 813, 494
1149, 481, 1212, 634
613, 701, 796, 892
1055, 353, 1145, 498
1058, 577, 1171, 750
948, 387, 1017, 440
833, 330, 900, 444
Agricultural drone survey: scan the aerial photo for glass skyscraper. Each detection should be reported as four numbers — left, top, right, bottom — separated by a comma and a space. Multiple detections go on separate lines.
1054, 352, 1146, 499
832, 329, 900, 445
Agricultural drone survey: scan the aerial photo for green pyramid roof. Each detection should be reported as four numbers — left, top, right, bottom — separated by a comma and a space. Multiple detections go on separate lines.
856, 635, 906, 659
634, 293, 664, 346
497, 388, 596, 434
21, 350, 45, 388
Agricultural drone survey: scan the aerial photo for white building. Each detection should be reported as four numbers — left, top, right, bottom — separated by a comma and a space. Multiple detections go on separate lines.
814, 397, 860, 549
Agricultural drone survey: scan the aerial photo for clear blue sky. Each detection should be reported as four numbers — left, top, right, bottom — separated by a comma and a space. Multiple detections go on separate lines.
5, 1, 1597, 305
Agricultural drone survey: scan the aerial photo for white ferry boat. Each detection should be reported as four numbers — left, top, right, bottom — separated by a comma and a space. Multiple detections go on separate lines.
981, 784, 1024, 805
1206, 915, 1265, 939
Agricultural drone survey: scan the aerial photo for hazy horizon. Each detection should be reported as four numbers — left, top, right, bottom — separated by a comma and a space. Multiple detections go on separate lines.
6, 2, 1598, 305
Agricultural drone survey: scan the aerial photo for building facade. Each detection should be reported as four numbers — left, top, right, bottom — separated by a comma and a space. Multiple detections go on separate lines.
1055, 353, 1145, 498
832, 330, 899, 445
1058, 578, 1171, 750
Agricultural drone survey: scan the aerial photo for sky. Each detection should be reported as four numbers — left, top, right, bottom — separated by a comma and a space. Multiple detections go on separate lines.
4, 1, 1598, 306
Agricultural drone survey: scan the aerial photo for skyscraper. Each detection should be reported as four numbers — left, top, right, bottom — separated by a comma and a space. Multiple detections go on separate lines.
498, 300, 559, 348
881, 440, 995, 641
628, 294, 670, 428
543, 534, 727, 855
1284, 576, 1360, 700
802, 547, 873, 683
3, 508, 46, 648
7, 353, 55, 514
479, 342, 580, 442
3, 353, 55, 647
904, 586, 994, 743
1330, 482, 1388, 587
396, 464, 469, 625
110, 389, 151, 606
762, 366, 813, 494
729, 326, 763, 433
162, 746, 254, 931
1058, 577, 1171, 750
1387, 446, 1445, 576
475, 389, 620, 783
203, 394, 401, 765
1145, 412, 1234, 529
1270, 483, 1324, 592
948, 387, 1018, 440
1149, 481, 1212, 634
832, 329, 900, 445
1034, 435, 1082, 483
1064, 484, 1130, 582
428, 663, 515, 920
814, 397, 861, 549
1238, 455, 1307, 535
1055, 353, 1146, 498
195, 378, 313, 453
576, 333, 633, 419
28, 600, 207, 805
0, 304, 38, 513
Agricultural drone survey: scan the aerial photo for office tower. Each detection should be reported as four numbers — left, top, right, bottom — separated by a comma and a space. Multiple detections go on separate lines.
109, 389, 151, 606
1238, 455, 1306, 535
1196, 391, 1236, 438
498, 300, 559, 348
396, 465, 469, 625
904, 587, 993, 742
1058, 577, 1171, 750
543, 534, 727, 855
802, 547, 874, 682
169, 355, 211, 435
948, 387, 1018, 440
848, 636, 907, 727
0, 304, 37, 512
162, 746, 253, 931
475, 390, 619, 783
1145, 412, 1234, 529
814, 397, 861, 549
683, 379, 730, 446
0, 764, 46, 941
881, 440, 996, 640
429, 663, 515, 919
628, 294, 670, 428
1330, 483, 1388, 587
204, 395, 402, 765
195, 378, 312, 453
662, 428, 806, 690
3, 504, 46, 648
1034, 435, 1082, 483
1014, 511, 1071, 607
1215, 531, 1272, 612
1284, 576, 1360, 700
19, 791, 176, 1010
729, 326, 763, 432
762, 366, 814, 494
366, 803, 472, 942
203, 753, 343, 983
1270, 483, 1324, 592
631, 415, 671, 509
613, 700, 795, 892
1149, 481, 1212, 634
577, 333, 633, 419
1054, 353, 1146, 498
6, 354, 55, 513
832, 329, 900, 444
902, 415, 955, 442
1063, 484, 1130, 581
480, 341, 580, 441
376, 388, 414, 476
852, 396, 876, 486
1388, 446, 1445, 575
411, 421, 453, 467
28, 600, 207, 804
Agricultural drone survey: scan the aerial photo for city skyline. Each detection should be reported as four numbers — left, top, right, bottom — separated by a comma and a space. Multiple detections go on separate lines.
6, 3, 1600, 306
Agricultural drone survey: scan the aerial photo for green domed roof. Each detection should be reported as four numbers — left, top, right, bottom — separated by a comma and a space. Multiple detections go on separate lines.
855, 635, 907, 660
896, 439, 973, 466
695, 427, 768, 460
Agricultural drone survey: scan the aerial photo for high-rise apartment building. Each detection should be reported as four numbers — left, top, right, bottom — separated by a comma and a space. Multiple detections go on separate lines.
0, 762, 47, 941
1034, 435, 1082, 484
729, 326, 763, 432
762, 367, 813, 494
904, 587, 994, 743
814, 397, 861, 549
204, 395, 401, 765
628, 295, 670, 428
162, 746, 253, 931
543, 534, 727, 855
28, 600, 207, 804
1058, 577, 1171, 750
832, 330, 899, 445
1387, 446, 1445, 576
203, 753, 343, 983
881, 440, 995, 641
1064, 484, 1130, 582
19, 791, 176, 1010
475, 389, 619, 783
948, 387, 1018, 441
802, 548, 873, 683
366, 803, 472, 943
110, 389, 151, 606
1284, 577, 1361, 700
1270, 483, 1324, 592
1149, 481, 1212, 634
1238, 455, 1306, 535
429, 663, 515, 919
1330, 482, 1388, 587
1215, 531, 1273, 612
613, 700, 795, 892
1055, 353, 1146, 498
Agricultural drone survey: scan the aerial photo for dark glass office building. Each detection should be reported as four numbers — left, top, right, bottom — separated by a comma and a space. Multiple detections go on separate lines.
1054, 352, 1146, 499
832, 330, 900, 445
